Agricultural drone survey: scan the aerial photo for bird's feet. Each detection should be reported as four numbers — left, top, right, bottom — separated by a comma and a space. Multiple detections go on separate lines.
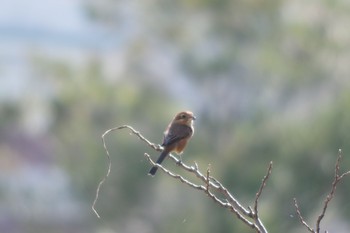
176, 154, 183, 165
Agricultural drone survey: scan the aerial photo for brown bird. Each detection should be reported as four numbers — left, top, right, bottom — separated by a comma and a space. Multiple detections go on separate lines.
148, 111, 196, 176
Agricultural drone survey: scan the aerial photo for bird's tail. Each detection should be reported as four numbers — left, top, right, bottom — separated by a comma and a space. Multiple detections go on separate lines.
148, 150, 168, 176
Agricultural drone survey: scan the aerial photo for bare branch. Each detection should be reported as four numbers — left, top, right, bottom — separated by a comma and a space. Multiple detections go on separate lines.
293, 198, 315, 232
95, 125, 272, 233
94, 125, 350, 233
250, 161, 273, 233
167, 153, 255, 219
205, 165, 211, 191
315, 149, 350, 232
93, 125, 162, 218
145, 153, 260, 231
144, 153, 206, 191
167, 154, 257, 218
254, 161, 273, 215
294, 149, 350, 233
148, 151, 271, 233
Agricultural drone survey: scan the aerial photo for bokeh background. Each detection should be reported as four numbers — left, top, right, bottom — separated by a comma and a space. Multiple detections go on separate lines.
1, 0, 350, 232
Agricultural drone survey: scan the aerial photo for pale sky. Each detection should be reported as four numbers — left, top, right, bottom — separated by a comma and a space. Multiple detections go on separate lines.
0, 0, 108, 100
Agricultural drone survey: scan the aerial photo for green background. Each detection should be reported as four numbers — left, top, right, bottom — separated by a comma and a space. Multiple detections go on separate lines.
1, 0, 350, 232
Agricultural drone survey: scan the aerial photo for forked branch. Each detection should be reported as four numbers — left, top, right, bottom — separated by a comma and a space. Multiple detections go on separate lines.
93, 125, 272, 233
294, 149, 350, 233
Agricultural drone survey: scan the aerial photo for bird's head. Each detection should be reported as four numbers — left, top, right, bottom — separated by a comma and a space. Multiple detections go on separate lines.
173, 111, 196, 126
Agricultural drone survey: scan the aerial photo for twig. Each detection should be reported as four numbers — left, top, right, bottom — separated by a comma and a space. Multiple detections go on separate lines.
293, 198, 314, 232
205, 164, 211, 191
316, 149, 350, 232
251, 161, 273, 233
294, 149, 350, 233
92, 125, 162, 218
254, 161, 273, 215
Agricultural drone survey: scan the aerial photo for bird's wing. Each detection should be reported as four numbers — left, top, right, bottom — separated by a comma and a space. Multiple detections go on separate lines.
162, 124, 192, 146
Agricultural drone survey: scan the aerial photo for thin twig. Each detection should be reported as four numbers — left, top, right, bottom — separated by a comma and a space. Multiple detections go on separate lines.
254, 161, 273, 216
92, 125, 162, 218
206, 165, 211, 191
293, 198, 314, 232
315, 149, 350, 232
249, 161, 273, 233
294, 149, 350, 233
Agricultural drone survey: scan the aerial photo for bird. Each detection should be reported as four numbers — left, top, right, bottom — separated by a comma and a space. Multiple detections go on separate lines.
148, 111, 196, 176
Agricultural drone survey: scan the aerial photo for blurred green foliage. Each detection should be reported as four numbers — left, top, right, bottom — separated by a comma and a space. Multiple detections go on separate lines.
2, 0, 350, 233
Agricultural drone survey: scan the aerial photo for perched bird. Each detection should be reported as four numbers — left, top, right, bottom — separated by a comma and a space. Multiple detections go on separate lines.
148, 111, 196, 176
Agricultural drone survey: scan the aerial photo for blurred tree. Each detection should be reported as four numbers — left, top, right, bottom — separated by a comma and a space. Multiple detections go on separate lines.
1, 0, 350, 232
79, 0, 350, 232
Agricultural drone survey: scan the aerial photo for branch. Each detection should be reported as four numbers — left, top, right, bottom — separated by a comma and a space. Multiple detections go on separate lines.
293, 198, 314, 232
294, 149, 350, 233
92, 125, 162, 218
251, 161, 273, 233
144, 153, 263, 231
94, 125, 273, 233
316, 149, 350, 232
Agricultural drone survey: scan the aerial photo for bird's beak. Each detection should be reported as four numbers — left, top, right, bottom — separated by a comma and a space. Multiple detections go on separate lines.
192, 115, 196, 120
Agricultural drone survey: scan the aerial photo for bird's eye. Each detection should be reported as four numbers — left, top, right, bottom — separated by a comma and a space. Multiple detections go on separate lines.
180, 114, 186, 119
